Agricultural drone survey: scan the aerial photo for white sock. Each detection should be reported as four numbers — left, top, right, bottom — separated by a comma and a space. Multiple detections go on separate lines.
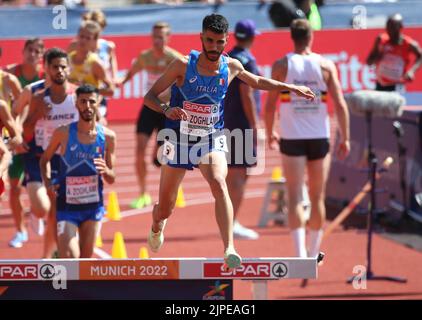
291, 228, 307, 258
308, 229, 323, 258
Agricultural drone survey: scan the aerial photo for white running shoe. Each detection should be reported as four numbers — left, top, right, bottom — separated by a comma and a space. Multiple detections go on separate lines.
29, 213, 45, 236
9, 231, 28, 248
233, 221, 259, 240
224, 247, 242, 270
147, 219, 167, 253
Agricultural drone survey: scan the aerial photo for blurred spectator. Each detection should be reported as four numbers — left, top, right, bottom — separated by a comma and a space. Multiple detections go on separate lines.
80, 9, 118, 84
268, 0, 323, 30
199, 0, 226, 4
68, 9, 119, 122
0, 0, 86, 6
137, 0, 225, 4
47, 0, 86, 7
137, 0, 184, 4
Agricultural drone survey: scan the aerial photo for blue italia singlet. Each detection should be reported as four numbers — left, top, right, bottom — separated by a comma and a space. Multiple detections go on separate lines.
56, 121, 105, 212
166, 50, 229, 140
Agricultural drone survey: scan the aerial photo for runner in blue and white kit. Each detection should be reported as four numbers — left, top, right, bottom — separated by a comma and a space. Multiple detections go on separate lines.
21, 48, 79, 258
144, 14, 315, 269
40, 84, 116, 258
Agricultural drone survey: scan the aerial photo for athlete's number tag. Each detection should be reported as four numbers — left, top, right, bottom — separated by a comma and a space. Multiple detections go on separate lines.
66, 176, 99, 204
43, 126, 56, 151
57, 221, 66, 236
180, 101, 219, 137
214, 135, 228, 152
378, 54, 405, 82
35, 127, 44, 147
163, 140, 175, 161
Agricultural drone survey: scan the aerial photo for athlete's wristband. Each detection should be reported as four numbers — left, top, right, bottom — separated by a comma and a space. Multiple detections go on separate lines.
162, 104, 171, 114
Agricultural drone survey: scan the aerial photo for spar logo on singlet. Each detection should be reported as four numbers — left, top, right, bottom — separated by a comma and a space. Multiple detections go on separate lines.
184, 101, 218, 114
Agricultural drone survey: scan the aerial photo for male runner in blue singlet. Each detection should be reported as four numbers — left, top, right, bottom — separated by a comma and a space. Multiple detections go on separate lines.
40, 84, 116, 258
144, 14, 315, 269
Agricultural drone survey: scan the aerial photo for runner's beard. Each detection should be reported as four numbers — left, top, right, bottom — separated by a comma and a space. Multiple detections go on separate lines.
52, 76, 66, 85
202, 43, 222, 62
79, 109, 95, 122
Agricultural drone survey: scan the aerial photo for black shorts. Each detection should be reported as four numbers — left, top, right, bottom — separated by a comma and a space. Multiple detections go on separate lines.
375, 82, 397, 92
226, 129, 257, 168
279, 138, 329, 160
136, 105, 166, 136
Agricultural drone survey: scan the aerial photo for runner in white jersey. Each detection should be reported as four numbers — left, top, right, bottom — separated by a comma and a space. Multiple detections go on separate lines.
265, 19, 350, 260
21, 48, 79, 258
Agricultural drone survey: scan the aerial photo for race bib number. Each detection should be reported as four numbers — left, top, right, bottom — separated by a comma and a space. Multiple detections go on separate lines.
214, 135, 228, 152
43, 125, 56, 151
162, 140, 175, 161
57, 221, 66, 236
66, 175, 99, 205
35, 127, 44, 147
378, 54, 405, 82
180, 101, 220, 137
291, 88, 324, 114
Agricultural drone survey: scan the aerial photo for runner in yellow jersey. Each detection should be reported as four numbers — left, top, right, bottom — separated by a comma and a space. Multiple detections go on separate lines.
68, 20, 114, 124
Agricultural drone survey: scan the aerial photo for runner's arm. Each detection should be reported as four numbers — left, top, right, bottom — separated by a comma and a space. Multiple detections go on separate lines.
40, 126, 67, 188
6, 73, 23, 102
120, 54, 144, 85
24, 92, 48, 134
94, 127, 116, 184
93, 61, 115, 97
12, 85, 31, 118
108, 41, 119, 84
0, 139, 11, 178
404, 40, 422, 81
366, 35, 383, 65
144, 57, 185, 114
0, 99, 19, 139
232, 58, 315, 100
66, 39, 78, 53
264, 58, 286, 149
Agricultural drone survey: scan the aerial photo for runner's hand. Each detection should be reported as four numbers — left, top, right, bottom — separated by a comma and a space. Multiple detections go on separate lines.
337, 139, 351, 161
8, 135, 23, 151
403, 70, 415, 82
268, 130, 279, 150
94, 157, 108, 175
13, 141, 29, 154
164, 107, 188, 121
47, 184, 59, 198
290, 85, 315, 100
